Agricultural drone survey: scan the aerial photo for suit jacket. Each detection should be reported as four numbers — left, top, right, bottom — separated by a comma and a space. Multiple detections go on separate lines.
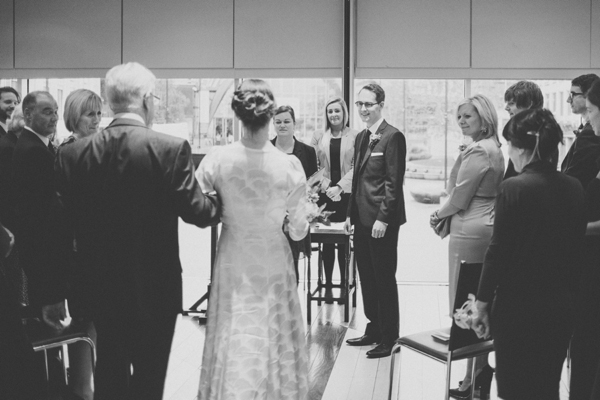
347, 120, 407, 228
561, 122, 600, 191
55, 117, 219, 320
0, 131, 18, 231
311, 127, 359, 193
0, 124, 6, 140
13, 129, 67, 306
271, 137, 318, 178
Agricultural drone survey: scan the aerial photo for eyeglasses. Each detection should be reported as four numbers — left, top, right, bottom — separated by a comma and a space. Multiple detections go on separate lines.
568, 92, 584, 100
355, 101, 379, 109
146, 93, 160, 105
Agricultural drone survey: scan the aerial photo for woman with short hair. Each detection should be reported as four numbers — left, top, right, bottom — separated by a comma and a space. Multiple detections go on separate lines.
272, 104, 317, 283
430, 94, 505, 397
61, 89, 103, 146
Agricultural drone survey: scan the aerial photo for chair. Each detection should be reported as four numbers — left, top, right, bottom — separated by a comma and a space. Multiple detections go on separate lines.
388, 262, 494, 400
24, 318, 96, 392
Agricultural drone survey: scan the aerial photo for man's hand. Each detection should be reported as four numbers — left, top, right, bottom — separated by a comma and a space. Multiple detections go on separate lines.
326, 185, 343, 201
372, 220, 387, 238
42, 300, 70, 331
343, 217, 353, 235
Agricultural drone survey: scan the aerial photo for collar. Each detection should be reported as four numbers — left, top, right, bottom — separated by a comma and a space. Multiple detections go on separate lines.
113, 113, 146, 125
24, 126, 50, 146
522, 160, 556, 174
0, 121, 6, 133
366, 117, 384, 135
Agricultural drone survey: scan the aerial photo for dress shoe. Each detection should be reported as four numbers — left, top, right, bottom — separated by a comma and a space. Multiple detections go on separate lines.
449, 365, 494, 399
346, 334, 380, 346
366, 343, 393, 358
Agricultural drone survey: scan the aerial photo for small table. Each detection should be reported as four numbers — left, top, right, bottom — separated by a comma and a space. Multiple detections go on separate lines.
306, 223, 357, 324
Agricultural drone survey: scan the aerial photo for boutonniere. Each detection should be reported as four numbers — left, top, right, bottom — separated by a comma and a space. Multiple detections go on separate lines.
369, 133, 382, 149
458, 144, 467, 152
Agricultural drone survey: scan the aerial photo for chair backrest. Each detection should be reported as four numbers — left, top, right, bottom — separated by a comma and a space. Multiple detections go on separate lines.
448, 261, 486, 352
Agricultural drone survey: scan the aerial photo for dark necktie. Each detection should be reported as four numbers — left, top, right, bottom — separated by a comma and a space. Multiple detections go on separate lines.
359, 129, 370, 161
47, 141, 56, 156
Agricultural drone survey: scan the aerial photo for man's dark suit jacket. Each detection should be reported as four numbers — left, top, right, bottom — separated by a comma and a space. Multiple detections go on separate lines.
0, 125, 7, 140
561, 122, 600, 191
0, 131, 18, 231
271, 136, 318, 178
348, 120, 407, 229
12, 129, 67, 307
55, 117, 219, 320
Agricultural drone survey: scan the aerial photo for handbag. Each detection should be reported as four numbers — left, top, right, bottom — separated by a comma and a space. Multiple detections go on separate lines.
433, 216, 451, 239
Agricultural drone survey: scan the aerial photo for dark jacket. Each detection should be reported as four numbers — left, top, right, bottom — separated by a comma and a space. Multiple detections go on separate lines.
0, 131, 18, 231
271, 137, 318, 179
561, 122, 600, 191
13, 129, 67, 306
347, 120, 407, 228
55, 117, 220, 319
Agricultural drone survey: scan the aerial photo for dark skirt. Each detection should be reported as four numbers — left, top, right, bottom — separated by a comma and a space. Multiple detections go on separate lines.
491, 293, 572, 400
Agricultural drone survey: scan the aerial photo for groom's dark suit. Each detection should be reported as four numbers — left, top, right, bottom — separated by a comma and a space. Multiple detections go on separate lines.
348, 120, 406, 345
55, 117, 220, 400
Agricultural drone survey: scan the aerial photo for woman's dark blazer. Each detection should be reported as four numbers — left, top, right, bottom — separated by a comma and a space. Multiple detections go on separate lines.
478, 160, 587, 309
271, 137, 318, 179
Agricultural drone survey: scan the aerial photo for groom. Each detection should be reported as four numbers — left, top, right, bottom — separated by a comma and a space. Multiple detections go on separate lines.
54, 62, 220, 399
344, 83, 406, 358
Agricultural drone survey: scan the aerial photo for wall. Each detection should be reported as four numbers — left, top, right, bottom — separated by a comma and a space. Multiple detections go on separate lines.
0, 0, 598, 79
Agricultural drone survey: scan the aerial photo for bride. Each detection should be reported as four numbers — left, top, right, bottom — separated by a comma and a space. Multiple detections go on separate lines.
196, 79, 310, 399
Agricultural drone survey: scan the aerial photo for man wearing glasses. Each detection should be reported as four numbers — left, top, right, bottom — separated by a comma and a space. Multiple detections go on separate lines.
563, 73, 600, 400
344, 83, 406, 358
561, 74, 600, 188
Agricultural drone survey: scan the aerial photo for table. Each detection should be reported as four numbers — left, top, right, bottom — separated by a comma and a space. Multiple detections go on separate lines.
306, 222, 357, 324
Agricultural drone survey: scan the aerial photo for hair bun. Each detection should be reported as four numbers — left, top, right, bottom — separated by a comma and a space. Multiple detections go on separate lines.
231, 79, 277, 130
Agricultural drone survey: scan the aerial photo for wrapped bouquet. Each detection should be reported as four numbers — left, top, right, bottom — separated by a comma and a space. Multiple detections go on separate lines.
306, 168, 335, 225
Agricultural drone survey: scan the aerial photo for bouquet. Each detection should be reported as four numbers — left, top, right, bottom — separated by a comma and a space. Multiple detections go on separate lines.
453, 293, 479, 330
305, 168, 335, 225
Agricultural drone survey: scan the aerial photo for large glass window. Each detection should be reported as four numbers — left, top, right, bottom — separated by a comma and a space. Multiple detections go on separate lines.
264, 78, 343, 144
471, 80, 580, 166
353, 79, 466, 283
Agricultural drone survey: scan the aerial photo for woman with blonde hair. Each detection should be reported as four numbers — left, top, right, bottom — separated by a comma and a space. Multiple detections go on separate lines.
430, 94, 505, 398
58, 88, 103, 400
61, 88, 103, 146
311, 97, 358, 301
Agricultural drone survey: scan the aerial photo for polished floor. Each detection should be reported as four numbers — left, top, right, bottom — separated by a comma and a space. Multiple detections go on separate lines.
163, 279, 570, 400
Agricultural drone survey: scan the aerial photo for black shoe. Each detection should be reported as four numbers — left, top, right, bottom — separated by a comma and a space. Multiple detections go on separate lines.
366, 343, 392, 358
346, 334, 380, 346
449, 365, 494, 399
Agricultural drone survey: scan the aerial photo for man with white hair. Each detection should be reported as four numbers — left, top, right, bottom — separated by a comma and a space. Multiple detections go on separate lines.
55, 62, 220, 400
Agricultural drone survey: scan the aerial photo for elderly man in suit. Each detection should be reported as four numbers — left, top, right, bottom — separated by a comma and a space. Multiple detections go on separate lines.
344, 83, 406, 358
12, 91, 67, 323
54, 62, 220, 400
0, 87, 20, 139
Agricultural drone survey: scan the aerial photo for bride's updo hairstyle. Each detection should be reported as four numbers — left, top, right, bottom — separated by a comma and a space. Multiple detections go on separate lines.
231, 79, 277, 131
502, 108, 563, 162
